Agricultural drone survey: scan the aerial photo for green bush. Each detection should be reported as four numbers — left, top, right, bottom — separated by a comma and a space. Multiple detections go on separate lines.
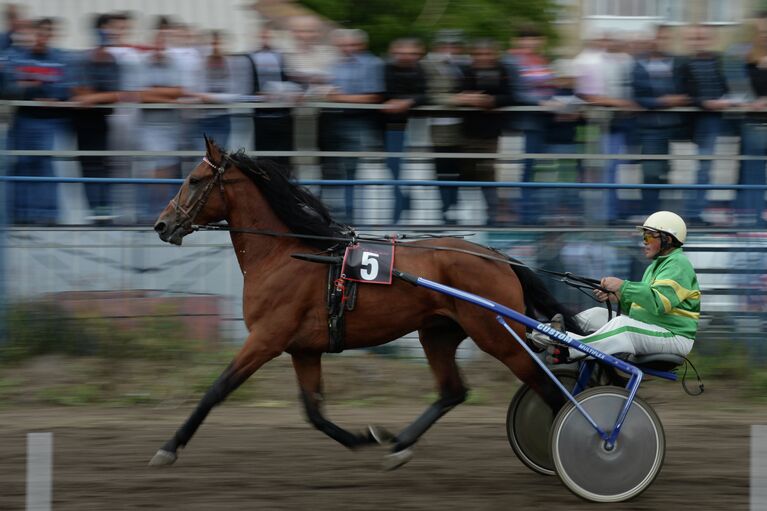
745, 369, 767, 400
688, 346, 752, 380
0, 300, 204, 363
36, 383, 102, 406
1, 301, 93, 359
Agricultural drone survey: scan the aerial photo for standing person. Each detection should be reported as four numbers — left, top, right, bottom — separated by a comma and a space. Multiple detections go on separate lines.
545, 59, 586, 220
4, 17, 70, 225
575, 32, 639, 224
722, 12, 767, 103
740, 17, 767, 227
167, 22, 203, 95
503, 24, 558, 225
284, 15, 337, 90
190, 30, 236, 150
283, 16, 338, 178
632, 25, 689, 216
382, 38, 427, 224
533, 211, 699, 364
454, 38, 513, 226
421, 29, 467, 224
70, 13, 121, 222
166, 21, 204, 155
135, 16, 187, 223
679, 24, 731, 226
248, 26, 295, 167
321, 28, 384, 223
0, 4, 23, 51
102, 11, 143, 223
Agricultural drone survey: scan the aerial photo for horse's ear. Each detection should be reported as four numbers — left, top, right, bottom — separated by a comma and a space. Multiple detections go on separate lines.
203, 134, 221, 160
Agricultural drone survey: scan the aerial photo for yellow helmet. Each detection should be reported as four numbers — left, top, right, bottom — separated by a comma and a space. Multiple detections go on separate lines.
638, 211, 687, 244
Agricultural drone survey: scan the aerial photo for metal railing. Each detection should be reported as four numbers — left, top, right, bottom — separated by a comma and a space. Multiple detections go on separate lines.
1, 101, 766, 358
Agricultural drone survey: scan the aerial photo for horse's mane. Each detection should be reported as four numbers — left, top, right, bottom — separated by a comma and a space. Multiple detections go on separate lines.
227, 151, 350, 250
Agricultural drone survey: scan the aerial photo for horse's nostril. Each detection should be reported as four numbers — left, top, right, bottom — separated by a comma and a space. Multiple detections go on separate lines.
154, 221, 167, 234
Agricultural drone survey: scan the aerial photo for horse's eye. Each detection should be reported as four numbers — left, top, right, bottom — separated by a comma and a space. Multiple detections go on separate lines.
189, 177, 202, 185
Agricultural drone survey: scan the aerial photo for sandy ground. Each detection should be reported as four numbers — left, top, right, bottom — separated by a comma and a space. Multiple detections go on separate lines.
1, 378, 766, 511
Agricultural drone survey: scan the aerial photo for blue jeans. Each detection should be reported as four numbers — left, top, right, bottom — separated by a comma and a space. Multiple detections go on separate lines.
739, 122, 767, 227
385, 128, 409, 223
433, 145, 462, 222
520, 129, 546, 225
639, 127, 675, 216
546, 143, 583, 217
599, 127, 634, 222
686, 113, 722, 220
7, 115, 60, 224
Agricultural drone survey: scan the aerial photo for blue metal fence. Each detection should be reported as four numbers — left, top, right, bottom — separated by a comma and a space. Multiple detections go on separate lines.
2, 101, 767, 358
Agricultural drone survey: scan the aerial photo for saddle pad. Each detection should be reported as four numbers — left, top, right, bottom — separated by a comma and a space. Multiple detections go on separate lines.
342, 241, 395, 284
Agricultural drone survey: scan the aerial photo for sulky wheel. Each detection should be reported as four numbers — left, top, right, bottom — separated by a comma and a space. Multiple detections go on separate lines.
506, 370, 579, 476
550, 387, 665, 503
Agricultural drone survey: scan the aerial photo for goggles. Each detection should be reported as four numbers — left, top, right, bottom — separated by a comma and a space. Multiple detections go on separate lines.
642, 231, 660, 243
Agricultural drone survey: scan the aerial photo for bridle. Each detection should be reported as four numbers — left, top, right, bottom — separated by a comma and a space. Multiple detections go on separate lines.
170, 155, 229, 232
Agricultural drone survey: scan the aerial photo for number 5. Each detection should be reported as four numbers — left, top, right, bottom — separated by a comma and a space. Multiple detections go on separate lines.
360, 251, 379, 280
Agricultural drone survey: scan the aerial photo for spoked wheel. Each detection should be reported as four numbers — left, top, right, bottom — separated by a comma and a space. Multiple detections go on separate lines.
506, 370, 579, 476
550, 387, 665, 503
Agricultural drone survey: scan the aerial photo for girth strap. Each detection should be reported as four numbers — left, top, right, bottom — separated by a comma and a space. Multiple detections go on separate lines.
326, 257, 358, 353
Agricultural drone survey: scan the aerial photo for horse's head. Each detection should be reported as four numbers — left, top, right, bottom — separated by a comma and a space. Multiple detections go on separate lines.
154, 136, 231, 245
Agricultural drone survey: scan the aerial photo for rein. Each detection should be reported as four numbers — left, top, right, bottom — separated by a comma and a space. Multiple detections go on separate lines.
191, 222, 617, 310
181, 151, 616, 313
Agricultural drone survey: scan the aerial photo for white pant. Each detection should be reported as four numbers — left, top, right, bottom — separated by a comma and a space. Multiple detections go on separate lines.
566, 307, 694, 360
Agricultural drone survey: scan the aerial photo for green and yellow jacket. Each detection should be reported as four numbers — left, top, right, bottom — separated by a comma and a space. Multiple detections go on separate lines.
619, 248, 700, 339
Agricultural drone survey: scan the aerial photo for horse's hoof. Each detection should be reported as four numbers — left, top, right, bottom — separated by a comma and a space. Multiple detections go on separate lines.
149, 449, 177, 467
368, 425, 395, 445
382, 447, 413, 471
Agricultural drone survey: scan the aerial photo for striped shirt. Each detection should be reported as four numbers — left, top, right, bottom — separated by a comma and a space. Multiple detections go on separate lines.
680, 53, 729, 105
619, 248, 700, 339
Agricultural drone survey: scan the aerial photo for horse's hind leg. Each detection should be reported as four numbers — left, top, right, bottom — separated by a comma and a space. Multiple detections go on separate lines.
149, 333, 282, 466
460, 313, 567, 413
292, 353, 378, 448
382, 324, 468, 469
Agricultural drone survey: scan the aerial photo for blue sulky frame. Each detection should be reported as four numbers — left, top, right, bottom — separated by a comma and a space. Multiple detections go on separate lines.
393, 270, 679, 451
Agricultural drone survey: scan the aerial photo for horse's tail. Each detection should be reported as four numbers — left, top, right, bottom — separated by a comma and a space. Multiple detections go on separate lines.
508, 258, 586, 336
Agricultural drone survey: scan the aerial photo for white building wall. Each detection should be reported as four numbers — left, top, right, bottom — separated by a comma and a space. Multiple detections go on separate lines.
20, 0, 260, 52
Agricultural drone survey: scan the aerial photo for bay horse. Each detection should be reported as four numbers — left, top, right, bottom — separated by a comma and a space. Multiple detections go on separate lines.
150, 136, 584, 468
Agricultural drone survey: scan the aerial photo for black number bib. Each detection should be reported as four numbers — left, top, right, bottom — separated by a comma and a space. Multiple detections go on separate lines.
341, 241, 395, 284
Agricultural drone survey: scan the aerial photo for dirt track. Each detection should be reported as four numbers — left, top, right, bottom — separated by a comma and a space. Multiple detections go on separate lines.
1, 380, 765, 511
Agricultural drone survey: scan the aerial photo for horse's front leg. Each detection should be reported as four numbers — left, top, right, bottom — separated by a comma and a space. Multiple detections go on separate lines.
149, 332, 283, 466
292, 353, 379, 449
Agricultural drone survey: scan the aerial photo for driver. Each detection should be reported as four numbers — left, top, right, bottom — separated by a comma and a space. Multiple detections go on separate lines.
533, 211, 700, 363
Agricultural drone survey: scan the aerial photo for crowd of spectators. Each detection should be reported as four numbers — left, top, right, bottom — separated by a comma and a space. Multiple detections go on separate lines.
3, 5, 767, 228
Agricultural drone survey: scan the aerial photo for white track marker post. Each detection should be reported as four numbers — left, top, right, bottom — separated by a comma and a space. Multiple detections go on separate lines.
26, 432, 52, 511
752, 425, 767, 511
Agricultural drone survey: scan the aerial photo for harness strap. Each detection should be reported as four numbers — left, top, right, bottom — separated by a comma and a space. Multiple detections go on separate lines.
198, 222, 616, 312
325, 255, 358, 353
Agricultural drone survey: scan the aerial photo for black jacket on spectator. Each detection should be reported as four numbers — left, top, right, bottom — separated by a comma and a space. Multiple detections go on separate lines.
382, 61, 428, 128
632, 53, 686, 129
459, 64, 513, 139
247, 48, 291, 118
246, 48, 293, 163
679, 53, 729, 107
746, 63, 767, 122
748, 63, 767, 97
